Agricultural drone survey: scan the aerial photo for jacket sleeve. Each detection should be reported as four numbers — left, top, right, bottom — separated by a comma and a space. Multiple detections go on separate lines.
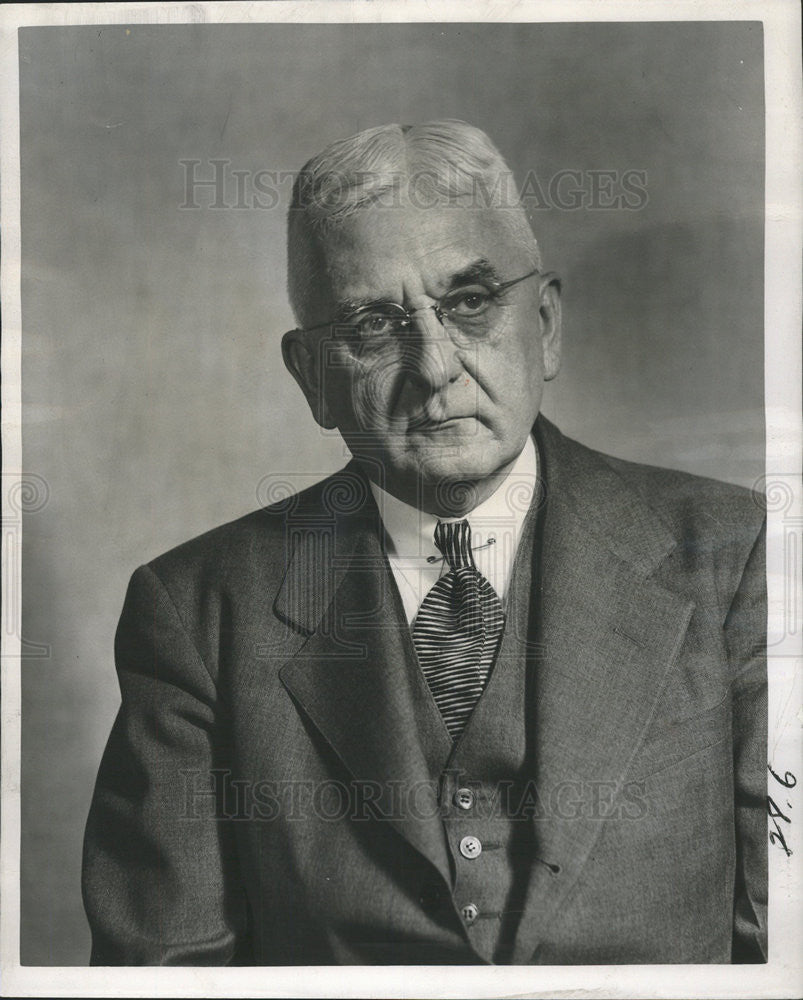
82, 564, 251, 965
725, 519, 768, 963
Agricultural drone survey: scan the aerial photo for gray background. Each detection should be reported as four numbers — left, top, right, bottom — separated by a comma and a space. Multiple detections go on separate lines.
19, 22, 764, 964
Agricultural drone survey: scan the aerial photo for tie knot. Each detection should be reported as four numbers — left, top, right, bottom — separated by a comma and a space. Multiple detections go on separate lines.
434, 519, 475, 571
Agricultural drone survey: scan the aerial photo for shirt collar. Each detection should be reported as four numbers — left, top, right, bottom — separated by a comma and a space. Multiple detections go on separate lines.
369, 434, 538, 561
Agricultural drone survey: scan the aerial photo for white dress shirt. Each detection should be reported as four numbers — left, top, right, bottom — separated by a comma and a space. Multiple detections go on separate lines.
368, 436, 538, 624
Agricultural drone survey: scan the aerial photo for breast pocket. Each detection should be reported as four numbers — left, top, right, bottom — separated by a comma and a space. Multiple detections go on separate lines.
630, 696, 731, 781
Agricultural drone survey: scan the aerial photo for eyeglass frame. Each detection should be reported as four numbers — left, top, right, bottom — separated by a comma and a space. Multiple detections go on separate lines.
285, 267, 542, 342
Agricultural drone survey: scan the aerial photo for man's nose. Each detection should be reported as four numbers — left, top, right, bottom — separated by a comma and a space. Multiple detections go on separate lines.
405, 306, 462, 390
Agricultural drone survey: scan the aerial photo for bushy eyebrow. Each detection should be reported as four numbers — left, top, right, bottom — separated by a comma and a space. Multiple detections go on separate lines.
449, 259, 503, 288
333, 298, 375, 322
333, 258, 503, 319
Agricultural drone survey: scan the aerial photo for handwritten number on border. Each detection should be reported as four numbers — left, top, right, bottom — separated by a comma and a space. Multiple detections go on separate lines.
768, 764, 795, 857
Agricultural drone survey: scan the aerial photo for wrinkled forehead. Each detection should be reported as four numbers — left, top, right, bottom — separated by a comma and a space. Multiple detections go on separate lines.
317, 204, 528, 304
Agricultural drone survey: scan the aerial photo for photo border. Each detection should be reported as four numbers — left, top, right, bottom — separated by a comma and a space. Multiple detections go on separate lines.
2, 2, 800, 997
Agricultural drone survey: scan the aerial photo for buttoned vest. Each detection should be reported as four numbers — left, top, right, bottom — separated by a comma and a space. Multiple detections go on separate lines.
416, 491, 543, 964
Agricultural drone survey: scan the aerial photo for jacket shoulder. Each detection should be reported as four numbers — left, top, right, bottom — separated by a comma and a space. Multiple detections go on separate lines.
537, 415, 764, 542
145, 466, 359, 588
600, 449, 765, 545
576, 438, 766, 605
535, 416, 765, 597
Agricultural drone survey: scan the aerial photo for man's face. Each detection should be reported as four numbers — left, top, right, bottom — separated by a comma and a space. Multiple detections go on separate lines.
285, 203, 561, 509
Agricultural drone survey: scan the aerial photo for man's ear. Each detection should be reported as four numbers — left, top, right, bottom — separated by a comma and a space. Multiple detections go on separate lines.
537, 272, 562, 381
281, 329, 337, 429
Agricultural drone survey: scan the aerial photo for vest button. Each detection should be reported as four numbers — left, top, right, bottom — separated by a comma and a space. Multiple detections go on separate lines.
459, 835, 482, 859
461, 903, 479, 925
454, 787, 475, 810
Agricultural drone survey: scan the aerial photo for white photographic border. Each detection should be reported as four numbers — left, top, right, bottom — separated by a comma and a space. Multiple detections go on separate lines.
1, 2, 800, 997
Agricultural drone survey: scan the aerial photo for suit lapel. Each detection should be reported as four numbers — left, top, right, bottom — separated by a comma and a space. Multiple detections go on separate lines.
510, 419, 695, 963
275, 470, 453, 884
267, 426, 696, 961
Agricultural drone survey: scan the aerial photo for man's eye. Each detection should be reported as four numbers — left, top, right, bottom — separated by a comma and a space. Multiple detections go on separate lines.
444, 287, 493, 316
356, 312, 396, 337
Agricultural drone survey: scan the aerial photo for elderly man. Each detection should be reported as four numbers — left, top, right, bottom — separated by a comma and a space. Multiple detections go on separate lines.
83, 121, 767, 965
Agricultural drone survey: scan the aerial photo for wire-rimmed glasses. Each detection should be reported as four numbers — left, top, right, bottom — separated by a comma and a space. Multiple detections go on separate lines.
288, 268, 540, 360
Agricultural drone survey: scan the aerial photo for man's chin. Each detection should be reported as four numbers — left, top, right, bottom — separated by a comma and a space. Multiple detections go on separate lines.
415, 450, 499, 490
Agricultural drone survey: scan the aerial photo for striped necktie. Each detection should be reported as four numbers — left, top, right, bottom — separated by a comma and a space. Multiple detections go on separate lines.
412, 520, 506, 740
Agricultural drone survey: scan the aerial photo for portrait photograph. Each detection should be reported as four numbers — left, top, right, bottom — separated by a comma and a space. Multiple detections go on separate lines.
1, 2, 801, 998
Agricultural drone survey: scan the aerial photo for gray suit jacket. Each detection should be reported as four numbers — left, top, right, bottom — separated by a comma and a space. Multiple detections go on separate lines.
83, 416, 767, 964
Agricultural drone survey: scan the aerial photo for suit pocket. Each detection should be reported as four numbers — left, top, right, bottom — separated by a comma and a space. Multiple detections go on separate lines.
629, 696, 731, 780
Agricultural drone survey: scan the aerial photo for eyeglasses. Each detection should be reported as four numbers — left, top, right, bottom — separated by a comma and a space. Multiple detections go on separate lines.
289, 268, 540, 360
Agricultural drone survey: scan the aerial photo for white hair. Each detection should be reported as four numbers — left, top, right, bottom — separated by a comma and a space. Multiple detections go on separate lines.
287, 120, 541, 327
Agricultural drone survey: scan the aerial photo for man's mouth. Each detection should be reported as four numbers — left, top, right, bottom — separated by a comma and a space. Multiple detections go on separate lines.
414, 414, 477, 431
